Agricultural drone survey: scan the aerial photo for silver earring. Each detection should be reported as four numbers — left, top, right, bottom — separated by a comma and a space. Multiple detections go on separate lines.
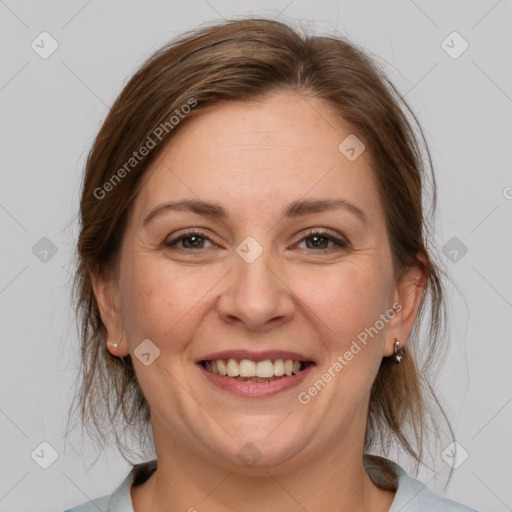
393, 339, 404, 364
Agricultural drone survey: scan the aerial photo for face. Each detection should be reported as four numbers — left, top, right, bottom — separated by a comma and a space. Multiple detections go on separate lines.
94, 91, 423, 472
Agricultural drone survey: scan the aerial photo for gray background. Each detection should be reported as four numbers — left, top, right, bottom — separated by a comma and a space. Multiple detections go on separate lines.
1, 1, 511, 511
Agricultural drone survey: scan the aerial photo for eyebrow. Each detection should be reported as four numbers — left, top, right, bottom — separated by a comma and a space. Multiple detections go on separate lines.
143, 198, 368, 226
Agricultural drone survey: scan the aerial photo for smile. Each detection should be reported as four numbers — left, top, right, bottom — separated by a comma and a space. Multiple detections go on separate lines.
196, 350, 315, 397
201, 358, 312, 382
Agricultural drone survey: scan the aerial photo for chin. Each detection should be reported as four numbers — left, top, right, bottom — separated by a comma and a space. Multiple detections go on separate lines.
212, 421, 310, 472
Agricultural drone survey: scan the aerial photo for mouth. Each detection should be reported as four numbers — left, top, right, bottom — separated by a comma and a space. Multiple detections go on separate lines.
196, 350, 315, 397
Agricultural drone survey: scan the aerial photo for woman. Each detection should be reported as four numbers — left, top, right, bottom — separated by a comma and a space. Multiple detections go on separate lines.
65, 17, 478, 512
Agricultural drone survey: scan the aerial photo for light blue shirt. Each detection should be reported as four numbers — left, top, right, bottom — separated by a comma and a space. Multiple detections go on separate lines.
64, 458, 478, 511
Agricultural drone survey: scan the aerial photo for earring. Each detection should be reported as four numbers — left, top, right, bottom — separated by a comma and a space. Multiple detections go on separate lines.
393, 339, 404, 364
107, 341, 118, 349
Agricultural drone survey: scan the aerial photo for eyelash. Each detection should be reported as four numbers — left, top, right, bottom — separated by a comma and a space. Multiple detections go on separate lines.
164, 228, 349, 253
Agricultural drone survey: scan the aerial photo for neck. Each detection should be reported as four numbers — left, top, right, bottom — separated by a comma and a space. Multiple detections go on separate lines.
131, 443, 395, 511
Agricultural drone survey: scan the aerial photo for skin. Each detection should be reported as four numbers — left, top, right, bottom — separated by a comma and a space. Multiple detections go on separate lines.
91, 91, 425, 512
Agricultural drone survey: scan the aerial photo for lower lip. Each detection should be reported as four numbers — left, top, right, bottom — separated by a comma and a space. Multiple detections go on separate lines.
198, 363, 314, 398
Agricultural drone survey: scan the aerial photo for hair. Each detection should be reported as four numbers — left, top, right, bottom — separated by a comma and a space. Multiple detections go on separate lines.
68, 17, 451, 478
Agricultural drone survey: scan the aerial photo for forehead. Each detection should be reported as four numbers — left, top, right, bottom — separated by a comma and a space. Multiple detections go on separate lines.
133, 92, 382, 224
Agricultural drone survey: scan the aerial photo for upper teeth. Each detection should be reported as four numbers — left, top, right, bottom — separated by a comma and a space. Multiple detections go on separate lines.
204, 359, 303, 377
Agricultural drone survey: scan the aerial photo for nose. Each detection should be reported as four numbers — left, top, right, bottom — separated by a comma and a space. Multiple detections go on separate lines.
217, 243, 295, 332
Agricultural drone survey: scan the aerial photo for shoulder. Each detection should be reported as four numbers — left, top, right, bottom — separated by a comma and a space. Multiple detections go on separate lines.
63, 494, 111, 512
62, 460, 157, 512
388, 459, 479, 512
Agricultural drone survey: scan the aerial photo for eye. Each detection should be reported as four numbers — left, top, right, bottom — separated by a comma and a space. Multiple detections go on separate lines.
164, 230, 215, 251
295, 229, 349, 252
163, 228, 349, 253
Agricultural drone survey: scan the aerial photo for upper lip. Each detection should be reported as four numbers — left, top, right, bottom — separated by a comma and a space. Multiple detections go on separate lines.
196, 349, 315, 364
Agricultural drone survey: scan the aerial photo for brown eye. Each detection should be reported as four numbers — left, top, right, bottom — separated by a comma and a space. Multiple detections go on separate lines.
296, 229, 349, 252
164, 231, 214, 251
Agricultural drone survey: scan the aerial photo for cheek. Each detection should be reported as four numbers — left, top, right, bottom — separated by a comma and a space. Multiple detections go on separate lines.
299, 262, 392, 336
118, 256, 218, 351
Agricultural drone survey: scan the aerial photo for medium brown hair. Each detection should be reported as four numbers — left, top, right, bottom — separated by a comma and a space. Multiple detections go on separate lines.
69, 17, 450, 472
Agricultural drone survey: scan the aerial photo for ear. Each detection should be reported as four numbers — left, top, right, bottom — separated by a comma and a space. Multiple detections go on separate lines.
382, 256, 427, 357
89, 265, 130, 357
